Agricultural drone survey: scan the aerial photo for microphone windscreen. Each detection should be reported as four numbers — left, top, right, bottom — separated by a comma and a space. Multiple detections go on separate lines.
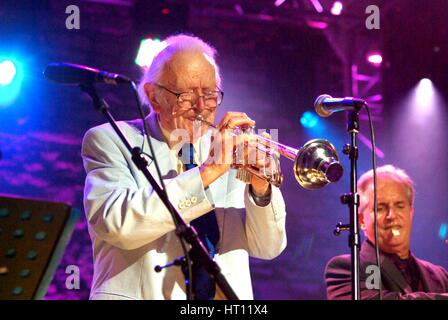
44, 63, 98, 85
314, 94, 332, 117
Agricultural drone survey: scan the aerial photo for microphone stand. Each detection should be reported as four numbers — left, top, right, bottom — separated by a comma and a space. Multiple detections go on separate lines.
334, 109, 363, 300
79, 83, 238, 300
346, 110, 361, 300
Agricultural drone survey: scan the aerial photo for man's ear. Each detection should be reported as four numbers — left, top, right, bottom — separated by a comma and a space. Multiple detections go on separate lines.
359, 211, 367, 231
358, 194, 369, 231
144, 83, 161, 113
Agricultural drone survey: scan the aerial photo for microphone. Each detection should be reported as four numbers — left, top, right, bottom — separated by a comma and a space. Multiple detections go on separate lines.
314, 94, 366, 117
44, 62, 131, 85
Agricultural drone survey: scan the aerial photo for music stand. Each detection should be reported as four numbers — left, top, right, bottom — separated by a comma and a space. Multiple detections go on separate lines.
0, 194, 79, 299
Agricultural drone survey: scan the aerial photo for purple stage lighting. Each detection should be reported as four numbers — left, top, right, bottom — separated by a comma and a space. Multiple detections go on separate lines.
415, 78, 434, 112
331, 1, 343, 15
310, 0, 323, 13
367, 53, 382, 66
274, 0, 287, 7
306, 20, 328, 30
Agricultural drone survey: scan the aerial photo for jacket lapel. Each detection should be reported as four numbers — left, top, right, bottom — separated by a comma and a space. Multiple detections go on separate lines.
129, 113, 176, 178
414, 258, 436, 292
361, 241, 413, 293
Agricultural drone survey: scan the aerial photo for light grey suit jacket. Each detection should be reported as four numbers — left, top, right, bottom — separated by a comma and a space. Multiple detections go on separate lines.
81, 113, 287, 300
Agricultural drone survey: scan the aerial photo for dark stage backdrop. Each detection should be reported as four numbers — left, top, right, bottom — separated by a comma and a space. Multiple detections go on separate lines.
0, 0, 446, 300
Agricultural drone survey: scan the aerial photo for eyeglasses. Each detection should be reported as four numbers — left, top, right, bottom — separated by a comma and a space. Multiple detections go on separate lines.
155, 83, 224, 111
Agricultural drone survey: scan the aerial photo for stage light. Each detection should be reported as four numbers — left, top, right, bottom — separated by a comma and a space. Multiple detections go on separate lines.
135, 38, 167, 68
415, 78, 434, 111
404, 77, 440, 124
274, 0, 287, 7
367, 53, 382, 66
0, 60, 17, 85
439, 223, 447, 240
0, 57, 24, 108
300, 111, 319, 129
418, 78, 433, 92
310, 0, 323, 13
306, 20, 328, 30
331, 1, 343, 15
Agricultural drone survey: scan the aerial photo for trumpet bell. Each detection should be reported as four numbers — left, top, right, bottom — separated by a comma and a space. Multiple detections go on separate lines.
294, 139, 343, 190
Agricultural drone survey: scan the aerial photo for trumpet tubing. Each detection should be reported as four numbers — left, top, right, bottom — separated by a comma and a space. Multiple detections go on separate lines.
195, 115, 343, 189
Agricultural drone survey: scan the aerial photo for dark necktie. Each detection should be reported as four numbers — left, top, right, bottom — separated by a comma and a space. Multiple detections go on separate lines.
393, 256, 422, 292
179, 143, 220, 300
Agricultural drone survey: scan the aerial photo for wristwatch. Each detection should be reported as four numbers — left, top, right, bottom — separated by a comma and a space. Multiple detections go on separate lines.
249, 185, 272, 207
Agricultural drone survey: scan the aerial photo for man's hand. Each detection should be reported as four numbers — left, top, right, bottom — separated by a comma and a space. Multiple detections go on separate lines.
200, 113, 276, 199
248, 132, 276, 196
199, 111, 255, 187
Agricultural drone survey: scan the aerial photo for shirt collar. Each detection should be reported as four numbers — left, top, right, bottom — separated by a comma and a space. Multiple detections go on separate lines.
366, 239, 413, 262
145, 112, 208, 164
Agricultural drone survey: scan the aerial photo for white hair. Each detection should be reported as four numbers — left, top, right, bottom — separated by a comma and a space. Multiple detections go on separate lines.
358, 164, 415, 214
137, 34, 221, 106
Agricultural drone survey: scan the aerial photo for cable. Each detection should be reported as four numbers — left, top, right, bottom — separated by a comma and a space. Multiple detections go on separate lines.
365, 105, 382, 300
130, 82, 193, 300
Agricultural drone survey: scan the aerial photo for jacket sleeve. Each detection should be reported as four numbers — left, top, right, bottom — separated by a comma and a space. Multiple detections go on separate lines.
243, 185, 287, 260
82, 126, 215, 250
325, 256, 448, 300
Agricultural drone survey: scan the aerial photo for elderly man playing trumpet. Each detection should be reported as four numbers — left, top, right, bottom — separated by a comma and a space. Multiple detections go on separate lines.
81, 34, 287, 300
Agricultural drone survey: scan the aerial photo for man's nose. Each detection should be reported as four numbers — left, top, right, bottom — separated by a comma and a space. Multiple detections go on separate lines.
194, 94, 206, 109
385, 207, 398, 220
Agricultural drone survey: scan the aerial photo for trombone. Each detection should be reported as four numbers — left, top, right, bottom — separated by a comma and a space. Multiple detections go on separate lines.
195, 115, 343, 189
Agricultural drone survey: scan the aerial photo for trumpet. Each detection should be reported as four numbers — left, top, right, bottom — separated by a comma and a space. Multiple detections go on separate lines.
195, 115, 343, 189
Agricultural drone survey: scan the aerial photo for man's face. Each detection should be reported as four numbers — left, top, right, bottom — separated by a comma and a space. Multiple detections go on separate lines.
360, 176, 414, 257
149, 51, 218, 143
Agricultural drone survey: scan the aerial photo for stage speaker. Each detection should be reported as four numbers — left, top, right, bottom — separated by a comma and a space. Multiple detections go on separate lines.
0, 195, 79, 299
